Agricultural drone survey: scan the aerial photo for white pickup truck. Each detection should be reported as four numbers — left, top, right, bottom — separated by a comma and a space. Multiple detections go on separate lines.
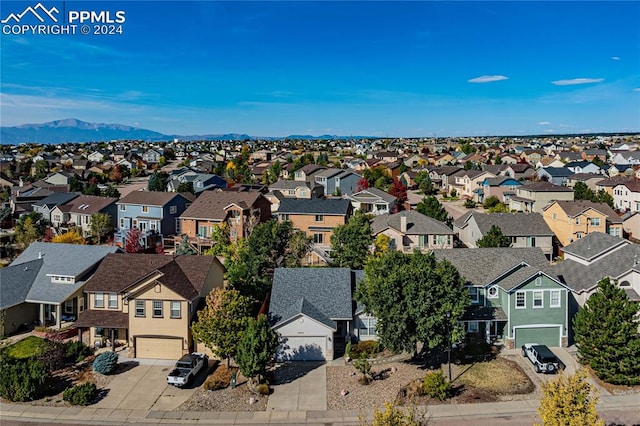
521, 343, 560, 374
166, 352, 208, 387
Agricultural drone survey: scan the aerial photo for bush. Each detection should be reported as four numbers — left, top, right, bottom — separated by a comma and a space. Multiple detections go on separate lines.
66, 341, 92, 363
93, 351, 118, 375
351, 340, 381, 358
345, 340, 352, 359
463, 199, 476, 209
63, 383, 97, 406
0, 353, 49, 402
369, 401, 427, 426
422, 370, 451, 400
256, 383, 270, 395
204, 365, 236, 391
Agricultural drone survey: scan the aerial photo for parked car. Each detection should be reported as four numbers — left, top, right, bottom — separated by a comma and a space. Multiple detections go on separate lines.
521, 343, 560, 374
166, 352, 208, 387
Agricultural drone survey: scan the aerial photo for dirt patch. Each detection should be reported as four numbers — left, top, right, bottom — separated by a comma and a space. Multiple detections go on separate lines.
453, 358, 534, 396
584, 365, 640, 396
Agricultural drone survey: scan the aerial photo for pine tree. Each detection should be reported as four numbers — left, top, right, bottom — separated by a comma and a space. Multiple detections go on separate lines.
536, 369, 604, 426
235, 314, 279, 384
476, 225, 511, 248
330, 210, 373, 270
175, 235, 196, 255
416, 196, 451, 227
573, 277, 640, 385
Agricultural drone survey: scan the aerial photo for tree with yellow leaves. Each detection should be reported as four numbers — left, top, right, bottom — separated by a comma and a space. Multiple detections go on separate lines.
51, 229, 86, 245
536, 369, 604, 426
362, 401, 428, 426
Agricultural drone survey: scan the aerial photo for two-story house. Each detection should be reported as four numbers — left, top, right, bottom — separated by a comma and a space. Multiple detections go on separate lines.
268, 180, 324, 199
142, 149, 162, 165
434, 248, 569, 348
179, 190, 272, 251
371, 210, 454, 252
613, 180, 640, 213
50, 195, 118, 237
314, 168, 361, 196
453, 211, 554, 259
116, 192, 192, 250
450, 170, 496, 199
479, 177, 522, 203
348, 187, 397, 216
277, 198, 353, 264
509, 182, 574, 213
536, 167, 573, 187
32, 192, 79, 223
542, 200, 623, 246
76, 253, 224, 358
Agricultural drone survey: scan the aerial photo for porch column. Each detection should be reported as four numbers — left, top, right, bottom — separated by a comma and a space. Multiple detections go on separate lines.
56, 304, 61, 329
39, 304, 45, 326
78, 328, 82, 343
111, 329, 116, 352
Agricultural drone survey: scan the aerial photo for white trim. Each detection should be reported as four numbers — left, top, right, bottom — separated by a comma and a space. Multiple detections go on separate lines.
273, 312, 337, 333
513, 324, 564, 346
488, 286, 499, 299
515, 291, 526, 309
550, 290, 561, 308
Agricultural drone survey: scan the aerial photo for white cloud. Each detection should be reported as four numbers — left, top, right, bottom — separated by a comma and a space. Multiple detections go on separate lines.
467, 75, 509, 84
539, 121, 551, 125
633, 88, 640, 92
551, 78, 604, 86
611, 56, 620, 61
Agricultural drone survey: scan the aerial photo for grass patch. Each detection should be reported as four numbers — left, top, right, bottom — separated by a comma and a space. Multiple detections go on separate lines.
454, 358, 534, 395
4, 336, 47, 359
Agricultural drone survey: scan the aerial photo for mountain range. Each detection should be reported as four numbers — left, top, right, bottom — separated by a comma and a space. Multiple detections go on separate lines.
0, 119, 369, 144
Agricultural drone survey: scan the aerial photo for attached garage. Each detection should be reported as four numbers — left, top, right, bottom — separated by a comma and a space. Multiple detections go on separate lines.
514, 326, 561, 348
135, 336, 184, 359
278, 336, 327, 361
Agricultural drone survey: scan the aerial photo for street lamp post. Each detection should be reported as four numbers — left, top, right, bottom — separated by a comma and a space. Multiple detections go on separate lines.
446, 311, 452, 382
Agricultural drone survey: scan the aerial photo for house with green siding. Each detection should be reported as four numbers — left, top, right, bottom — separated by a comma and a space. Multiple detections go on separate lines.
434, 248, 570, 348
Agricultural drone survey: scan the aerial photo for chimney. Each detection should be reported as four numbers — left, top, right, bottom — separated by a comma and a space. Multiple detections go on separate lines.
38, 252, 42, 259
400, 214, 407, 233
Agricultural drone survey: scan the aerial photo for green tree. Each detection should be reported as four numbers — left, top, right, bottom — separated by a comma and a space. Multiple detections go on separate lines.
235, 314, 279, 384
203, 223, 231, 257
330, 211, 373, 270
15, 212, 46, 249
158, 156, 166, 167
482, 195, 501, 210
147, 171, 168, 191
68, 177, 84, 192
102, 185, 120, 198
460, 142, 476, 155
89, 212, 113, 243
416, 196, 451, 227
536, 369, 604, 426
573, 182, 595, 201
573, 277, 640, 385
191, 288, 252, 367
32, 159, 48, 180
476, 225, 511, 248
355, 250, 469, 355
175, 235, 197, 255
363, 167, 392, 191
593, 189, 614, 209
176, 181, 194, 194
414, 171, 435, 195
487, 202, 509, 213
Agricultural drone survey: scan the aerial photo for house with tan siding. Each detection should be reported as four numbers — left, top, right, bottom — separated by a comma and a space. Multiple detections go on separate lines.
542, 200, 623, 246
371, 210, 454, 252
509, 182, 574, 213
76, 253, 224, 359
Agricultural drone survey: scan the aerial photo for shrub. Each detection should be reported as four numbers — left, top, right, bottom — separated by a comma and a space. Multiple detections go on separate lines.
422, 370, 451, 400
354, 353, 372, 385
66, 341, 92, 363
63, 383, 97, 406
351, 340, 380, 358
345, 340, 352, 359
463, 199, 476, 209
256, 383, 270, 395
204, 365, 235, 391
368, 401, 427, 426
93, 351, 118, 375
0, 353, 49, 402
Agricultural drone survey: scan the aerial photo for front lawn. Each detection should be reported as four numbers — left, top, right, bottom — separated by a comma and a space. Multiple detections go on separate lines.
453, 358, 534, 395
4, 336, 47, 359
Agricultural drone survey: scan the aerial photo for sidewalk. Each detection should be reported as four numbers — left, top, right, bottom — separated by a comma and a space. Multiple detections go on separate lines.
2, 393, 639, 425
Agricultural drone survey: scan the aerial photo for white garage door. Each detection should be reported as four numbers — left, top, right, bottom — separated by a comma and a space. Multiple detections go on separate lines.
136, 337, 183, 359
278, 336, 326, 361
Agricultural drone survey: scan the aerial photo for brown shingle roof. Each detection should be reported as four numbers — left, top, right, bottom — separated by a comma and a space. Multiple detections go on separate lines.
64, 195, 117, 215
180, 191, 262, 220
520, 182, 573, 192
75, 310, 128, 329
118, 191, 187, 206
550, 200, 622, 224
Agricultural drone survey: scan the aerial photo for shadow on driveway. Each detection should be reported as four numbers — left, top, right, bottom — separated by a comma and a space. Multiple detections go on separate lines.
271, 361, 325, 385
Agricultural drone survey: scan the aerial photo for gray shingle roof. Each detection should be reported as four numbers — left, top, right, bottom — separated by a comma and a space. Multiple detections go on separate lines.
0, 259, 43, 309
32, 192, 79, 208
350, 187, 397, 204
371, 210, 453, 236
561, 232, 627, 262
453, 211, 553, 237
269, 268, 355, 328
277, 198, 352, 215
10, 242, 119, 304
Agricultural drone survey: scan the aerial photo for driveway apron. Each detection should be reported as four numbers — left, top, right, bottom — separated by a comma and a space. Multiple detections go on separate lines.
267, 362, 327, 411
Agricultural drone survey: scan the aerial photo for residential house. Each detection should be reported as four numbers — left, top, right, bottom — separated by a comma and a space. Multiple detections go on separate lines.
479, 177, 522, 203
179, 190, 271, 251
450, 170, 496, 200
44, 171, 77, 186
542, 200, 623, 246
269, 268, 361, 361
348, 187, 397, 216
565, 161, 602, 175
142, 149, 162, 165
596, 176, 633, 196
0, 243, 119, 334
51, 195, 118, 237
501, 164, 535, 180
611, 150, 640, 165
434, 248, 569, 348
191, 174, 227, 194
536, 167, 573, 186
116, 191, 192, 249
268, 180, 324, 200
566, 173, 604, 190
313, 168, 361, 196
521, 149, 546, 165
453, 211, 554, 258
581, 149, 608, 162
371, 210, 454, 252
87, 151, 108, 162
76, 253, 224, 358
277, 198, 353, 264
428, 166, 462, 193
32, 192, 79, 223
613, 180, 640, 213
432, 153, 457, 166
294, 164, 326, 182
621, 211, 640, 241
509, 182, 574, 213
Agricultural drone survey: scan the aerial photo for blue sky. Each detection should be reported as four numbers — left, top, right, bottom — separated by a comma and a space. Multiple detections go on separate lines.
1, 1, 639, 137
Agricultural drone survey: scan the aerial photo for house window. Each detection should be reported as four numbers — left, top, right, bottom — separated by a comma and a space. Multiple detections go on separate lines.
418, 235, 428, 247
230, 229, 237, 238
533, 291, 543, 308
119, 204, 125, 211
135, 300, 145, 317
488, 286, 498, 298
575, 217, 580, 225
120, 218, 126, 229
609, 227, 620, 237
170, 301, 181, 319
281, 214, 289, 221
95, 327, 103, 337
94, 293, 104, 308
576, 232, 583, 239
108, 293, 118, 309
359, 316, 377, 336
550, 290, 561, 308
468, 287, 479, 304
535, 277, 542, 286
170, 205, 177, 214
315, 215, 324, 222
142, 205, 149, 213
175, 218, 180, 234
527, 237, 536, 247
516, 291, 526, 309
150, 221, 156, 230
53, 214, 61, 222
589, 217, 601, 227
198, 225, 208, 238
64, 300, 74, 314
467, 321, 479, 333
313, 233, 324, 244
552, 213, 556, 221
153, 301, 163, 318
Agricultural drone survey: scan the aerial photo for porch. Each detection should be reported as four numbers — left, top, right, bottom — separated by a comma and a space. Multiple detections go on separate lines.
461, 306, 507, 345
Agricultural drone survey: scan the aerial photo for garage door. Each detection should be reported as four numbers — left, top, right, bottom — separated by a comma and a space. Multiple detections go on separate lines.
515, 326, 561, 348
136, 337, 183, 359
278, 336, 326, 361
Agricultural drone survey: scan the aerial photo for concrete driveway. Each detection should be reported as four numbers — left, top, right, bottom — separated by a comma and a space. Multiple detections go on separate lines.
266, 362, 327, 411
94, 359, 209, 411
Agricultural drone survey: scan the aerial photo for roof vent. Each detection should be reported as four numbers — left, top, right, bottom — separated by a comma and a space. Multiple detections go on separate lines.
24, 266, 29, 271
38, 252, 43, 259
